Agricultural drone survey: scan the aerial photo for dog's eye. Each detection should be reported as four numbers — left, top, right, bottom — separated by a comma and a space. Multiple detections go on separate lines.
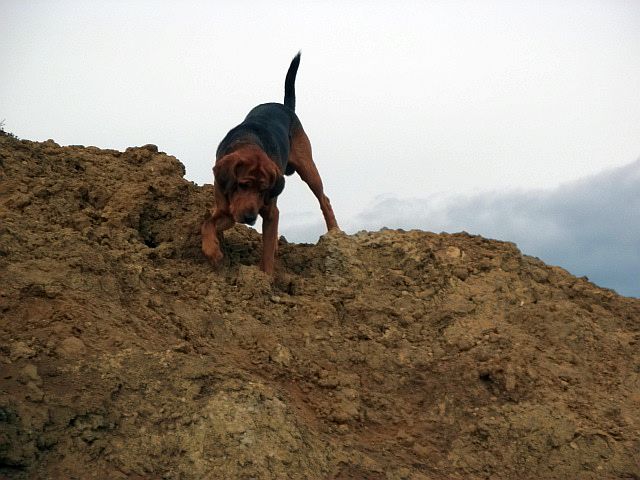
238, 182, 251, 190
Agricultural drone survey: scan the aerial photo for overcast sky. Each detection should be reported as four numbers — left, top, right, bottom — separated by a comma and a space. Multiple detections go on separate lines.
2, 1, 639, 297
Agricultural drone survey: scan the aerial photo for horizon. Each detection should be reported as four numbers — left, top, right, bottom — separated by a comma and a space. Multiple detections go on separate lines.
2, 1, 639, 297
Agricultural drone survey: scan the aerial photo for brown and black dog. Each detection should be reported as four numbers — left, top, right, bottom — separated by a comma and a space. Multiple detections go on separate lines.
201, 52, 339, 274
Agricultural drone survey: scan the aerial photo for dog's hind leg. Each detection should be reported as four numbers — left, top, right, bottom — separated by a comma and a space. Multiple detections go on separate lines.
289, 128, 339, 231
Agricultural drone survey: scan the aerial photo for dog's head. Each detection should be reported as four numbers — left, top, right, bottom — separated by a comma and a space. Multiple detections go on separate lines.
214, 146, 285, 225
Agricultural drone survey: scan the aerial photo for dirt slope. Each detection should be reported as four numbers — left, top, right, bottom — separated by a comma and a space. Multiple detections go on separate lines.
0, 133, 639, 479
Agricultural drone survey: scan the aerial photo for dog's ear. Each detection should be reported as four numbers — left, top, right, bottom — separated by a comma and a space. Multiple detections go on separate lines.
269, 175, 285, 198
213, 155, 236, 194
259, 157, 285, 199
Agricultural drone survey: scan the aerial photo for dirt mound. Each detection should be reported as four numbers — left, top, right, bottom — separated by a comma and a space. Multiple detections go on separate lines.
1, 133, 639, 479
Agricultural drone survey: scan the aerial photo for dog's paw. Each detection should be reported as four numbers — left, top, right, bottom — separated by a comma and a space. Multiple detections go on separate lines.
326, 226, 345, 236
202, 241, 224, 268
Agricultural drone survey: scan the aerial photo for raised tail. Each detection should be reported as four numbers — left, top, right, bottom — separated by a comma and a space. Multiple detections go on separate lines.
284, 51, 301, 111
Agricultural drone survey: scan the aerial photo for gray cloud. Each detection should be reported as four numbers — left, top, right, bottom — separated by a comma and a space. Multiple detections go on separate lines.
346, 159, 639, 298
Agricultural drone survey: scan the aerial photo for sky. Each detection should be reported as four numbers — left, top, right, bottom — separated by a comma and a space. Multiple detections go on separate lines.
2, 1, 639, 297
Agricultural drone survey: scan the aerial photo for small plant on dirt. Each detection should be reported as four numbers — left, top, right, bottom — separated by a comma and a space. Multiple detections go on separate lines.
0, 119, 19, 139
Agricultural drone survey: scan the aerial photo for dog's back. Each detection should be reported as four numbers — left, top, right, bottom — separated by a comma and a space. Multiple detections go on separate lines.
216, 104, 298, 175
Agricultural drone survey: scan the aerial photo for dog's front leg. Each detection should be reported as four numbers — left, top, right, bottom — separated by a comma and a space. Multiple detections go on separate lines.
202, 210, 234, 267
259, 202, 280, 275
202, 186, 235, 267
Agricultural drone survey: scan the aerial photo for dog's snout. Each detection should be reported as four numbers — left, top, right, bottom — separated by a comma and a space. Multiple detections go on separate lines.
242, 213, 257, 226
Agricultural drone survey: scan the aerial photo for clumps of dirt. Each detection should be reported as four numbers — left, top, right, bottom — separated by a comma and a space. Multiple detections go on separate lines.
1, 135, 639, 479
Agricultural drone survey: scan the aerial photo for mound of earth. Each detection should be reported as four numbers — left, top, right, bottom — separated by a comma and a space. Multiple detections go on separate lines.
0, 133, 639, 479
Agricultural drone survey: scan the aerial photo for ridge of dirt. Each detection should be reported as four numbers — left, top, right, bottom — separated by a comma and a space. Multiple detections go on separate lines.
0, 134, 639, 479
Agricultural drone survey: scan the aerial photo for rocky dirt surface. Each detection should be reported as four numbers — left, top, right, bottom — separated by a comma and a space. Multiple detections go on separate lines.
0, 132, 639, 479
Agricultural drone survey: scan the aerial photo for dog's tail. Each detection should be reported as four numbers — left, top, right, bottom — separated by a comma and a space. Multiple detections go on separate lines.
284, 51, 301, 111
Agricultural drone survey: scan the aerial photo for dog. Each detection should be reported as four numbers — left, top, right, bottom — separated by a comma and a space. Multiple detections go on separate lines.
201, 52, 339, 274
